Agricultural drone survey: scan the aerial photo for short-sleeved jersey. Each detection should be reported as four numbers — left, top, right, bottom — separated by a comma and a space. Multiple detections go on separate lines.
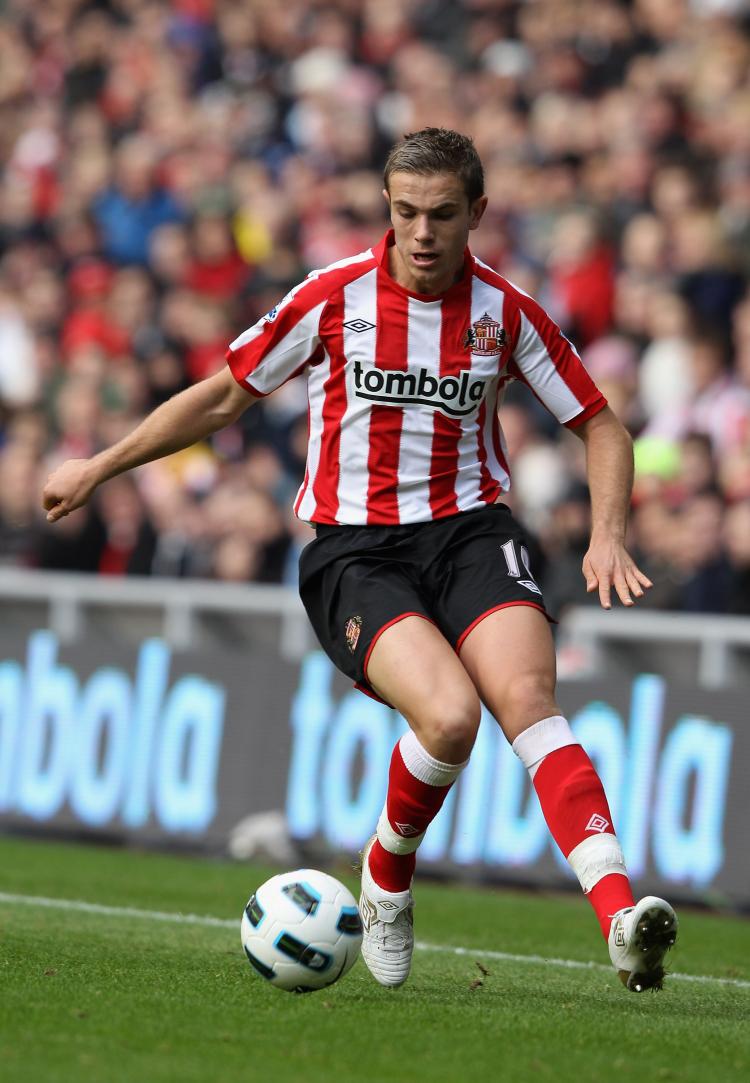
227, 230, 606, 526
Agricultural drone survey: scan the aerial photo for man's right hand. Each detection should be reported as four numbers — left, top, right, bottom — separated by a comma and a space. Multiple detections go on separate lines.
43, 459, 99, 522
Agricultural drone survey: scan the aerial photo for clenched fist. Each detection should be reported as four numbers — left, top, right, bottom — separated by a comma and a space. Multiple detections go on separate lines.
43, 459, 99, 523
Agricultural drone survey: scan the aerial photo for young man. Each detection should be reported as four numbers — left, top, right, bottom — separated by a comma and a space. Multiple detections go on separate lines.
43, 128, 677, 993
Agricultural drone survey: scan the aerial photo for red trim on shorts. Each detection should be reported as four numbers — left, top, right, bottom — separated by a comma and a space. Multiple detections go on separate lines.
354, 681, 391, 706
362, 611, 436, 689
455, 601, 555, 654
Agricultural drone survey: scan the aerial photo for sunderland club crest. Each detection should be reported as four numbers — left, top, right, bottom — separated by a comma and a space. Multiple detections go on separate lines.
344, 615, 363, 653
463, 312, 507, 356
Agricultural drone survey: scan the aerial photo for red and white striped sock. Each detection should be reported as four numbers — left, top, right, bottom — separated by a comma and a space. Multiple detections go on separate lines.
368, 731, 468, 892
513, 716, 635, 939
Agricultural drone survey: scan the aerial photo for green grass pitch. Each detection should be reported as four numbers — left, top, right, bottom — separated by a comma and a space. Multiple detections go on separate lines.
1, 836, 748, 1083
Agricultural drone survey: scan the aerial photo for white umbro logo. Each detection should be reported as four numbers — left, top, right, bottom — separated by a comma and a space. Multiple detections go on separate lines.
379, 900, 399, 911
395, 822, 421, 836
343, 318, 375, 333
585, 813, 610, 833
518, 579, 542, 595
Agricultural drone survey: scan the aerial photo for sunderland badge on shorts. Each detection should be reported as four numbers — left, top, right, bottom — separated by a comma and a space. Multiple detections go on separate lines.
463, 312, 507, 356
345, 615, 363, 653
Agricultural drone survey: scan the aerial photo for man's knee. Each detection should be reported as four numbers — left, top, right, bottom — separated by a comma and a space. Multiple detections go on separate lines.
416, 693, 481, 762
496, 671, 557, 732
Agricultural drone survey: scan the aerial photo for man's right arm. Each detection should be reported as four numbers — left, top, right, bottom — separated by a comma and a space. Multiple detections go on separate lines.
43, 367, 257, 522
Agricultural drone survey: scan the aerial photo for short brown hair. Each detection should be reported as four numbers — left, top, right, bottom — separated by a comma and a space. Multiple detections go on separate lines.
384, 128, 485, 204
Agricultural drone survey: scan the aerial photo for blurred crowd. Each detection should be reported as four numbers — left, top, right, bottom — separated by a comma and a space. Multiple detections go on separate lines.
1, 0, 750, 614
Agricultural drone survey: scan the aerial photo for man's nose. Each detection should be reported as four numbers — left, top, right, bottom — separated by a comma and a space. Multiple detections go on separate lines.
414, 215, 434, 242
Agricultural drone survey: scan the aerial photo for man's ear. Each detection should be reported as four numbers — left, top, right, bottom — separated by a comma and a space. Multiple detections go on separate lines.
382, 187, 391, 213
469, 195, 488, 230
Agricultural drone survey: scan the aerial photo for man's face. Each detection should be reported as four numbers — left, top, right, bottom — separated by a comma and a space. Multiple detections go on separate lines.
384, 171, 487, 295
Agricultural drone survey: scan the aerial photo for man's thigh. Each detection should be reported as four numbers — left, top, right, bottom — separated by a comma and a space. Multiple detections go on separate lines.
366, 615, 481, 761
458, 604, 560, 743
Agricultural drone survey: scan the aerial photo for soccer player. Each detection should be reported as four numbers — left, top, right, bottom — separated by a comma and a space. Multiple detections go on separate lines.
43, 128, 677, 993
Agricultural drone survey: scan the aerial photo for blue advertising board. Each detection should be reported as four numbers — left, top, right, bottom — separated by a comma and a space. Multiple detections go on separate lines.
0, 629, 747, 905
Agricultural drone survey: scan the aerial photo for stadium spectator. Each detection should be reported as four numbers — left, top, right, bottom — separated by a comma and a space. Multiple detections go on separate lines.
93, 136, 186, 265
674, 489, 734, 613
724, 499, 750, 614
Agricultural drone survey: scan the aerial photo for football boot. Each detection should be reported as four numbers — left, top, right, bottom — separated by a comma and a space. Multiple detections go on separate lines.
608, 896, 678, 992
358, 836, 414, 988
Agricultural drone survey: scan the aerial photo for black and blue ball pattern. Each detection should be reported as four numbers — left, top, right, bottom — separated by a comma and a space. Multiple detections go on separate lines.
240, 869, 363, 993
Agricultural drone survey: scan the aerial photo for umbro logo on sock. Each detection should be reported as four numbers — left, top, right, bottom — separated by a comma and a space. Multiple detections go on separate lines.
394, 822, 421, 836
585, 813, 610, 833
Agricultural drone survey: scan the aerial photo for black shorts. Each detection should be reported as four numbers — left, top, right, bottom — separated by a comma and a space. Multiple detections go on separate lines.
298, 504, 553, 703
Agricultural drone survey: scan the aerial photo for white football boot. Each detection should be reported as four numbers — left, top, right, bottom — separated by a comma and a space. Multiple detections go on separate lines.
359, 837, 414, 988
608, 896, 678, 992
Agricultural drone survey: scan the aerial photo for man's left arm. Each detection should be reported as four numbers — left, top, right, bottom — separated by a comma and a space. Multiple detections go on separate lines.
572, 405, 652, 609
504, 288, 651, 607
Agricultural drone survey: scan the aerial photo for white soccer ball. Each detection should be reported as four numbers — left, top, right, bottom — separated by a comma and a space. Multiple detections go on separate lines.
240, 868, 363, 993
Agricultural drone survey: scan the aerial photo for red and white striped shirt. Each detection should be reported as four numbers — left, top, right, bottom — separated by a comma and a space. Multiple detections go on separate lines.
227, 230, 606, 526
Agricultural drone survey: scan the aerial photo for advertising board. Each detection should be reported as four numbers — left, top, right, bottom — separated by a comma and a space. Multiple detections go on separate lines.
0, 628, 747, 905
